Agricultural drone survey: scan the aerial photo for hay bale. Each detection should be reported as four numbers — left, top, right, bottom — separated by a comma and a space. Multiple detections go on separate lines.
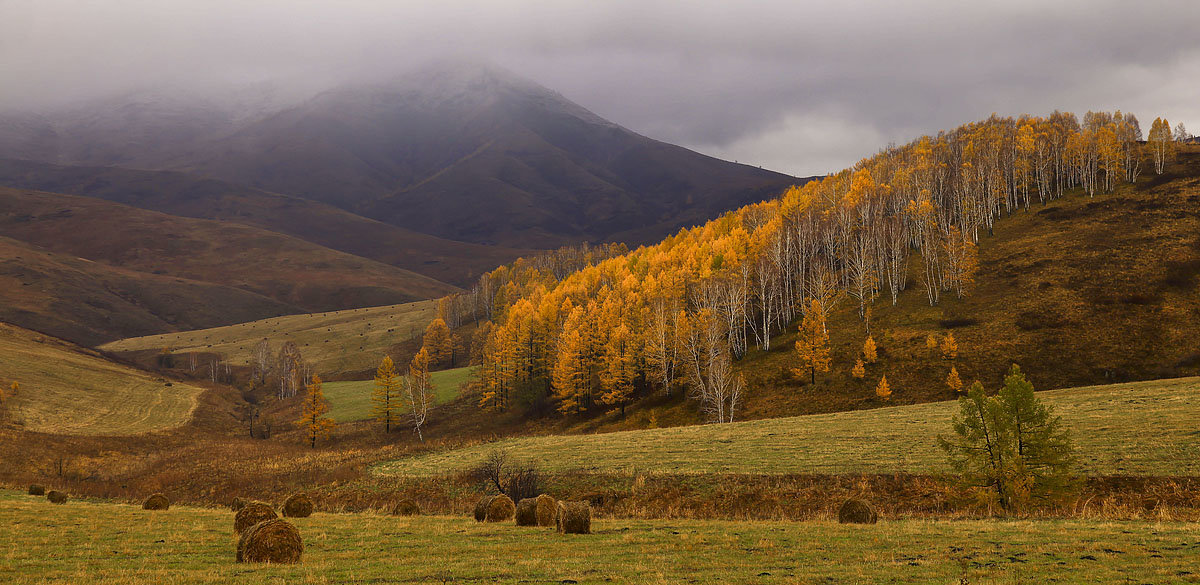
535, 494, 558, 527
514, 498, 538, 526
236, 518, 303, 564
473, 495, 493, 522
485, 494, 516, 522
838, 498, 878, 524
230, 497, 246, 512
282, 494, 313, 518
556, 501, 591, 534
142, 493, 170, 511
391, 498, 421, 516
234, 502, 278, 534
28, 485, 45, 496
46, 490, 68, 504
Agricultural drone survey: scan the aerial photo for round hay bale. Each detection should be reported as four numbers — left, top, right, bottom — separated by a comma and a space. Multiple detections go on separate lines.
236, 518, 303, 564
46, 490, 68, 504
1142, 497, 1160, 512
28, 485, 45, 496
556, 501, 591, 534
535, 494, 558, 527
142, 493, 170, 511
391, 498, 421, 516
838, 498, 878, 524
514, 497, 538, 526
230, 497, 246, 512
234, 502, 278, 534
485, 494, 515, 522
473, 495, 493, 522
282, 494, 313, 518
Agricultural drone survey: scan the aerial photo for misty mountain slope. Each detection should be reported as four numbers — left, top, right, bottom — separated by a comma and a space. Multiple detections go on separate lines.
0, 186, 458, 314
156, 62, 800, 247
0, 158, 529, 287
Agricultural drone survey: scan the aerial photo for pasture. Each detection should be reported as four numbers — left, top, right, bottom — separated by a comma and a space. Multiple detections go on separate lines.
100, 300, 437, 375
0, 490, 1195, 584
323, 366, 478, 422
377, 376, 1200, 477
0, 323, 201, 436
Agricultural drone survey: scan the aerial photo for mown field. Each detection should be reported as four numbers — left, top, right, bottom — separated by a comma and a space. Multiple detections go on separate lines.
1, 491, 1197, 585
378, 376, 1200, 477
324, 366, 478, 422
100, 300, 437, 375
0, 323, 202, 436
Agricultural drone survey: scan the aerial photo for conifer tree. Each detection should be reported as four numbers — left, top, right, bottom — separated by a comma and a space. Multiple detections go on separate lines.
947, 366, 963, 393
925, 333, 939, 351
793, 300, 831, 384
851, 358, 866, 379
941, 333, 959, 360
862, 335, 878, 363
298, 374, 335, 448
422, 318, 454, 368
875, 375, 891, 401
371, 355, 402, 432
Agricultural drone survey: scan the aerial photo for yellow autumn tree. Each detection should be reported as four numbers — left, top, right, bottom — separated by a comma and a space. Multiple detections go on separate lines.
371, 355, 403, 432
793, 299, 831, 384
876, 375, 892, 401
298, 374, 335, 448
947, 366, 963, 393
422, 318, 453, 368
862, 335, 877, 363
406, 346, 433, 441
851, 358, 866, 379
599, 322, 637, 414
925, 333, 939, 351
941, 332, 959, 360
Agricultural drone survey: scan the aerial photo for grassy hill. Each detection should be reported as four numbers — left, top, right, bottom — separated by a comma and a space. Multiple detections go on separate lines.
0, 490, 1192, 585
0, 323, 203, 435
324, 366, 478, 422
377, 377, 1200, 477
101, 301, 439, 376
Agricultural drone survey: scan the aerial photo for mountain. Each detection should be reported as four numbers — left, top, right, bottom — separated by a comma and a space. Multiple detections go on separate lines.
0, 61, 800, 249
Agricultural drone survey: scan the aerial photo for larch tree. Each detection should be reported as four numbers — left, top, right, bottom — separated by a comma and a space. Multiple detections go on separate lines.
405, 347, 433, 441
422, 318, 454, 368
947, 366, 963, 393
941, 333, 959, 360
926, 333, 939, 352
851, 358, 866, 379
875, 375, 891, 401
862, 335, 878, 363
371, 355, 403, 432
793, 299, 831, 384
298, 374, 335, 448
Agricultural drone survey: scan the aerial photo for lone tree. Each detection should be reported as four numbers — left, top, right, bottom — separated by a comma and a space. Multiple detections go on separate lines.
862, 335, 878, 363
946, 366, 963, 393
938, 365, 1078, 513
371, 355, 403, 433
875, 375, 891, 401
793, 299, 831, 384
298, 374, 335, 448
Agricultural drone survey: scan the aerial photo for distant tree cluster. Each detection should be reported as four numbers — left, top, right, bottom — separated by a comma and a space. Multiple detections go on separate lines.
431, 110, 1170, 420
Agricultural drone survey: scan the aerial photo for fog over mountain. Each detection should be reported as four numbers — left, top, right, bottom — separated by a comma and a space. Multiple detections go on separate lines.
3, 1, 1199, 176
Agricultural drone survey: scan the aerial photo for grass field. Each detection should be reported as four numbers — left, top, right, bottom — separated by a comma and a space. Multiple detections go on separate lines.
377, 376, 1200, 477
1, 491, 1196, 585
0, 323, 202, 436
100, 300, 437, 375
323, 366, 478, 422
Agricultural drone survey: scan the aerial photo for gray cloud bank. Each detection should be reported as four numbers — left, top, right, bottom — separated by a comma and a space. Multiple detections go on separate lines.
2, 0, 1198, 176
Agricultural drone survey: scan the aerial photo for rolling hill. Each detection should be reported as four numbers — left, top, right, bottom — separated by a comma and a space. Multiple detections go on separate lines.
100, 300, 440, 376
0, 322, 204, 436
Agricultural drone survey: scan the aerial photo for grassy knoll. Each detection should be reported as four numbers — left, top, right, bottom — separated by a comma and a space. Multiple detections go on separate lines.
324, 366, 478, 422
100, 300, 437, 375
0, 323, 201, 436
378, 376, 1200, 477
1, 491, 1196, 585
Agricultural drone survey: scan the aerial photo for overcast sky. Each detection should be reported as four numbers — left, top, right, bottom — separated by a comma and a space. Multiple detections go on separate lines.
2, 0, 1199, 176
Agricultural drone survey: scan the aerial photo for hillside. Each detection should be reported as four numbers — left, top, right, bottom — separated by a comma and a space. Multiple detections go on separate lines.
0, 236, 303, 346
0, 61, 800, 250
0, 323, 204, 435
0, 158, 529, 287
0, 187, 456, 311
100, 300, 439, 376
378, 377, 1200, 477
